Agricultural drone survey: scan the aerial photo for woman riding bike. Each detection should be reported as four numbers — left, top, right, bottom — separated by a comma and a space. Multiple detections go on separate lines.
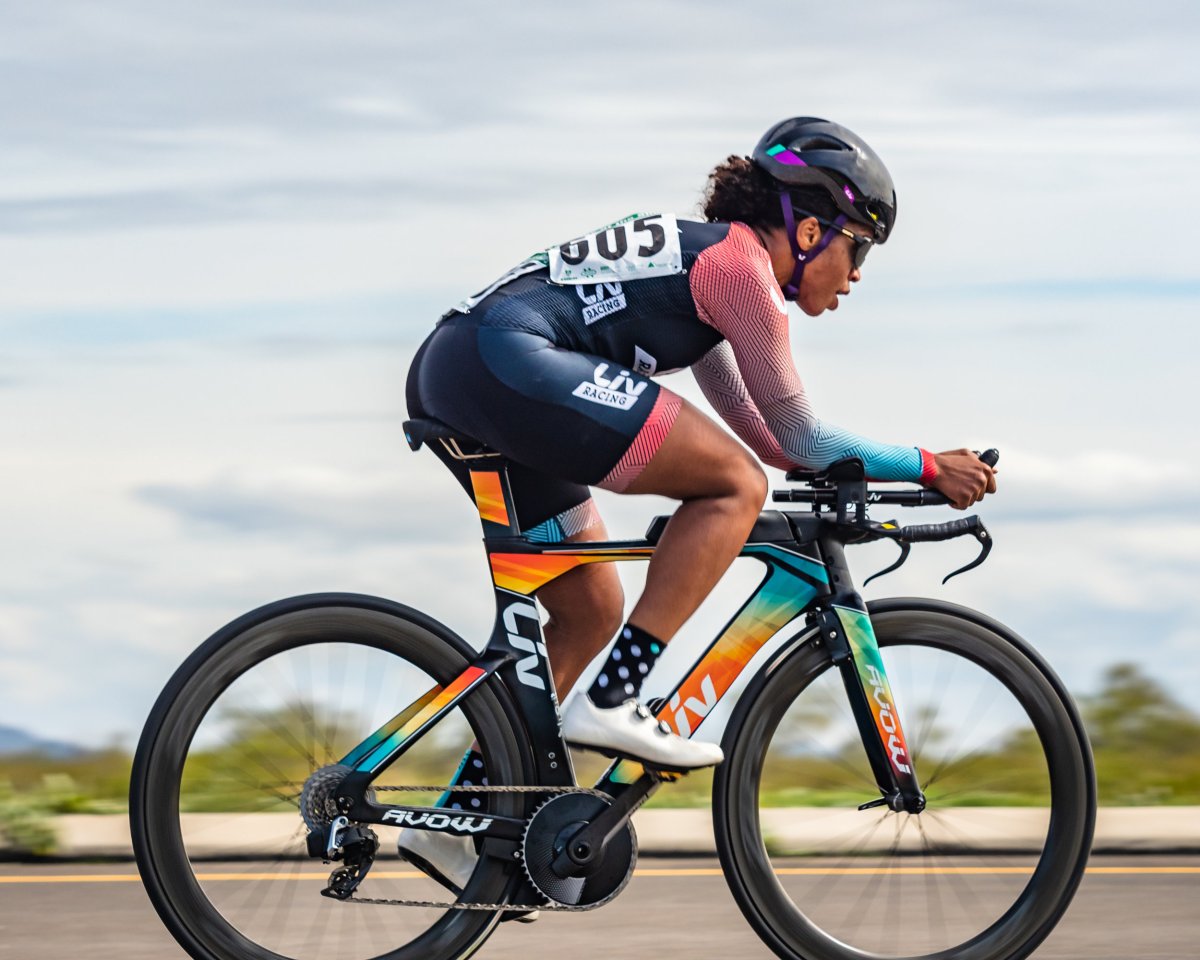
403, 116, 996, 891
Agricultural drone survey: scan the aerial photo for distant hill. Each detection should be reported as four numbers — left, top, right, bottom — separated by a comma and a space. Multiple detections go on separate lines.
0, 725, 85, 759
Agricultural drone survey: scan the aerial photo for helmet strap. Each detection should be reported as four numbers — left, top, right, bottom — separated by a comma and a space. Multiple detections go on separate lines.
779, 193, 844, 300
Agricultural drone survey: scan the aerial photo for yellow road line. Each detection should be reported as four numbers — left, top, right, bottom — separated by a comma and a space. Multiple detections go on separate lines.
2, 865, 1198, 885
638, 866, 1200, 877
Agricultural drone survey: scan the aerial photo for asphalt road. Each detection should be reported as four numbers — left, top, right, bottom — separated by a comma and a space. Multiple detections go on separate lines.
1, 856, 1196, 960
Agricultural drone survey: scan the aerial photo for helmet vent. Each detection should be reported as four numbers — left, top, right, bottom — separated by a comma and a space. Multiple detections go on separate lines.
797, 136, 849, 152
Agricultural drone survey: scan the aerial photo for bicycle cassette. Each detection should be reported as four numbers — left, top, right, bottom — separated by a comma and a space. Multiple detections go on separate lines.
300, 763, 351, 832
521, 792, 636, 908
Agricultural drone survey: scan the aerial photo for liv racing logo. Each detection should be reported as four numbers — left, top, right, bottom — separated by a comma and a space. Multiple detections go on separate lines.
572, 363, 647, 411
669, 673, 718, 738
576, 282, 626, 325
382, 809, 493, 834
503, 600, 548, 690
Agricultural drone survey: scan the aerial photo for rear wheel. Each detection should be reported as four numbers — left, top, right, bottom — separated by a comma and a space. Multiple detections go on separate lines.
713, 600, 1095, 960
131, 594, 530, 960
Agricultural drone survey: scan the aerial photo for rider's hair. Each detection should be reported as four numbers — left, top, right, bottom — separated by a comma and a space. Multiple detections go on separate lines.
702, 155, 843, 230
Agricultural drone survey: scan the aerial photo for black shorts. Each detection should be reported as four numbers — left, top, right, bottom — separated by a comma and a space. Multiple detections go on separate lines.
405, 319, 681, 536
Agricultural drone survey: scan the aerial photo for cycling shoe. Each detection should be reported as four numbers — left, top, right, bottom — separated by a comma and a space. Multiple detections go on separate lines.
561, 695, 724, 770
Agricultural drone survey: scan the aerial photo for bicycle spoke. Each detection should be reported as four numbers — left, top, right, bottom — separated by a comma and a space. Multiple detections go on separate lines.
915, 815, 949, 948
918, 679, 1004, 790
721, 610, 1093, 960
135, 605, 530, 960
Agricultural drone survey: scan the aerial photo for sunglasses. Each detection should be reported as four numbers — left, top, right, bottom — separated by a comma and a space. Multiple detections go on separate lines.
793, 209, 875, 269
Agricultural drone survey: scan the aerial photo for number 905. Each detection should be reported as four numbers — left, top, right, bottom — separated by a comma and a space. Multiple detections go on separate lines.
559, 216, 667, 266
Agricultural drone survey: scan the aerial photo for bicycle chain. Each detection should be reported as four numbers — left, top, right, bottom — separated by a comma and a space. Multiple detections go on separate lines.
342, 783, 610, 912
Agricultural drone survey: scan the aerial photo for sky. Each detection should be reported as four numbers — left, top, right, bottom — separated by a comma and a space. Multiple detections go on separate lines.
1, 1, 1198, 747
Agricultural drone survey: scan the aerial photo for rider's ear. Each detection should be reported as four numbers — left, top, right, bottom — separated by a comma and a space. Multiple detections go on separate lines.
795, 217, 822, 253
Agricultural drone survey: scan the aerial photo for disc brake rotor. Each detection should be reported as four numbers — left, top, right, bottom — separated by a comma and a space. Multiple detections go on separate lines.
521, 792, 636, 908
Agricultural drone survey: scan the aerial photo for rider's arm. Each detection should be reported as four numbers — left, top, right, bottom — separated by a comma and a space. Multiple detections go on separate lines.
692, 341, 794, 471
689, 224, 937, 484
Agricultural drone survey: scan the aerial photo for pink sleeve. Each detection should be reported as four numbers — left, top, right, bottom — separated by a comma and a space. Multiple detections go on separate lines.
693, 341, 795, 470
689, 223, 928, 482
689, 223, 814, 462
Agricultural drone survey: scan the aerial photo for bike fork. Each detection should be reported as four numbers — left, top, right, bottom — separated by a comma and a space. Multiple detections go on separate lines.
816, 539, 924, 813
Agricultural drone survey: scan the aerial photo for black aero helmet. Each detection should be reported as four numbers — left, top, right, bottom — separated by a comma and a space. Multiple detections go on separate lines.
752, 117, 897, 243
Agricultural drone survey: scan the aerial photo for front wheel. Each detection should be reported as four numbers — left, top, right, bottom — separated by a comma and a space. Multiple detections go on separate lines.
130, 593, 531, 960
713, 599, 1096, 960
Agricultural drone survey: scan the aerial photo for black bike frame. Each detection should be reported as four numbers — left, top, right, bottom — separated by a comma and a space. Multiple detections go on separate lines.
330, 452, 925, 844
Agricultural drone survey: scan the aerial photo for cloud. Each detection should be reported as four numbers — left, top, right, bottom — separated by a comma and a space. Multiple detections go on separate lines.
3, 0, 1197, 315
0, 181, 424, 235
975, 449, 1200, 521
137, 465, 451, 545
2, 0, 1199, 747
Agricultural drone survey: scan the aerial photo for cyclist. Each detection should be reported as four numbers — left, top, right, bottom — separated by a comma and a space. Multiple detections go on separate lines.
401, 117, 995, 891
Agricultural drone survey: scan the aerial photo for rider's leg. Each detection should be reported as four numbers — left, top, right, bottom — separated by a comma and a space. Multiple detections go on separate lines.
530, 398, 767, 703
535, 522, 625, 697
411, 328, 751, 766
561, 398, 763, 768
619, 398, 767, 640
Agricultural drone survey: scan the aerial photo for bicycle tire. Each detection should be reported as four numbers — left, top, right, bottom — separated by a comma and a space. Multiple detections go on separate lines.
130, 593, 532, 960
713, 598, 1096, 960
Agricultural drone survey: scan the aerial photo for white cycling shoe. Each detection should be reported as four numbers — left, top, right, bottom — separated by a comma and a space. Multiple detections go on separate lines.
397, 826, 539, 923
561, 695, 724, 770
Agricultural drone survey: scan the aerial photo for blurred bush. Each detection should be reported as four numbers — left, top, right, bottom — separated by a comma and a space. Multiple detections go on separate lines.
1082, 663, 1200, 805
0, 780, 58, 855
0, 660, 1197, 848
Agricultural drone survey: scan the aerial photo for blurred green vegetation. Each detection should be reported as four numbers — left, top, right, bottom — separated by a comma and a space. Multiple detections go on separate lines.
1081, 662, 1200, 804
2, 662, 1199, 854
0, 751, 129, 856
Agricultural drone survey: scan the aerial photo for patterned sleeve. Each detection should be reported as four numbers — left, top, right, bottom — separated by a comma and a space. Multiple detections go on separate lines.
693, 341, 794, 471
689, 223, 937, 483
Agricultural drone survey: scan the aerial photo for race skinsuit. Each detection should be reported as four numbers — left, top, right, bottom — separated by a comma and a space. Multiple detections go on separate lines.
406, 214, 936, 541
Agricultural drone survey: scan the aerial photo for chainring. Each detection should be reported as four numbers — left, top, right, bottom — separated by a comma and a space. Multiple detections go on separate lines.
521, 792, 636, 908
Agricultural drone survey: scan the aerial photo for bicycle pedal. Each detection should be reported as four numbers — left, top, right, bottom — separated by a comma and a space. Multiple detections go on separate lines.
642, 765, 687, 782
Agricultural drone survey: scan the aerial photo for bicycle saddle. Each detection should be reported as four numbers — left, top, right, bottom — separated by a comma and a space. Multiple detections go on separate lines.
403, 418, 497, 458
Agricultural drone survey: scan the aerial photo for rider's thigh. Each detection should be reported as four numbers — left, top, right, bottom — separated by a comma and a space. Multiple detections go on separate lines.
623, 399, 767, 503
536, 520, 624, 640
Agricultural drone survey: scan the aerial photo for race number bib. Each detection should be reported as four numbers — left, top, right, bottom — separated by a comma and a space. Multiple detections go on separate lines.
547, 213, 683, 284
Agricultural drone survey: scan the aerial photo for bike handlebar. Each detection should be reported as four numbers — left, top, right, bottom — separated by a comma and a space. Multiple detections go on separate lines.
895, 516, 983, 543
772, 488, 950, 506
771, 448, 999, 509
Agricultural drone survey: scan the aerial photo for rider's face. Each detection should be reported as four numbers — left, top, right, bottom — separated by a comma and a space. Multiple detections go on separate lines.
795, 220, 870, 318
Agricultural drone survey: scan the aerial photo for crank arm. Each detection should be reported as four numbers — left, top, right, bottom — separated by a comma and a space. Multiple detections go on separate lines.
549, 773, 657, 878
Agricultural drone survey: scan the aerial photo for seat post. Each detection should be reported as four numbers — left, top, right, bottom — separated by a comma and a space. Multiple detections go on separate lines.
402, 418, 521, 542
466, 456, 521, 541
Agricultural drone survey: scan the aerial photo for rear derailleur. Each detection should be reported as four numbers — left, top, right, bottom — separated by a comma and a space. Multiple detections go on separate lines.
308, 815, 380, 900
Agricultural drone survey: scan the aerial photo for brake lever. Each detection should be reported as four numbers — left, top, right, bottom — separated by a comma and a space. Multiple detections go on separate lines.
941, 521, 993, 584
864, 538, 910, 587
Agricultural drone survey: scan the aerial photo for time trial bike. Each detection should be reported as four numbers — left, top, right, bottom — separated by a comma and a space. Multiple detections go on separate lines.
130, 419, 1096, 960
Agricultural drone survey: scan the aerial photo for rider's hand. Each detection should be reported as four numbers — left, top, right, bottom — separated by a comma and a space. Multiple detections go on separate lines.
931, 449, 997, 510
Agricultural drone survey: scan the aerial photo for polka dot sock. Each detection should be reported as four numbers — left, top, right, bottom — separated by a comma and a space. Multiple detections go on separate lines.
587, 623, 664, 709
437, 746, 489, 811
